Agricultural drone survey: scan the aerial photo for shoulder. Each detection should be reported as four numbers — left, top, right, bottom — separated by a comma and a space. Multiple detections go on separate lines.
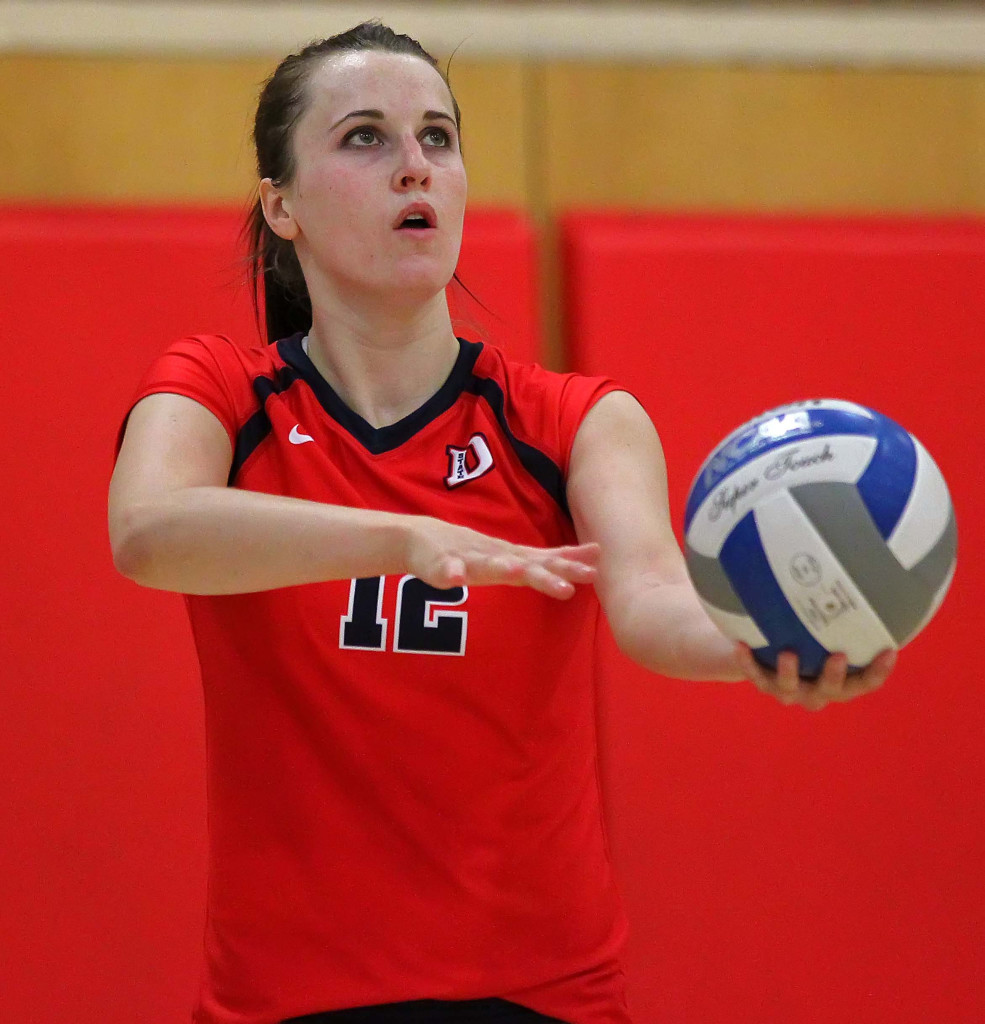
471, 342, 622, 414
164, 332, 285, 375
470, 342, 633, 472
142, 332, 296, 401
123, 333, 293, 451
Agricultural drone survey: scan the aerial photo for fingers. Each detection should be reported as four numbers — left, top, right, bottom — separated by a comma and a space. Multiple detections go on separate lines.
545, 552, 598, 584
516, 559, 580, 599
772, 650, 804, 705
480, 545, 598, 599
858, 648, 897, 689
422, 541, 600, 598
809, 652, 850, 711
736, 644, 801, 706
811, 648, 895, 708
434, 555, 468, 589
735, 644, 896, 710
551, 542, 602, 567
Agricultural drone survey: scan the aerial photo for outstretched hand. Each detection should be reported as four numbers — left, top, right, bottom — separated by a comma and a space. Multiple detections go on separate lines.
407, 517, 601, 599
735, 643, 897, 711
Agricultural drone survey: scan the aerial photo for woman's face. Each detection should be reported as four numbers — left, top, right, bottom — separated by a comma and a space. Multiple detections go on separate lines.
266, 50, 467, 306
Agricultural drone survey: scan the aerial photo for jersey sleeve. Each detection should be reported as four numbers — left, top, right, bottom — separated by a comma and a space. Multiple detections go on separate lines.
116, 334, 247, 454
555, 373, 630, 475
478, 344, 632, 483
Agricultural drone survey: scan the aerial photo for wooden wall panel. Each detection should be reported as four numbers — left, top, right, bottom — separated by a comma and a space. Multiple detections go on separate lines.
0, 55, 531, 205
0, 55, 272, 201
540, 63, 985, 213
442, 59, 532, 205
3, 55, 984, 212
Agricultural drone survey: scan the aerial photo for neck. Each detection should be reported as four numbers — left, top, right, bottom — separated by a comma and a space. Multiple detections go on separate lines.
305, 289, 461, 429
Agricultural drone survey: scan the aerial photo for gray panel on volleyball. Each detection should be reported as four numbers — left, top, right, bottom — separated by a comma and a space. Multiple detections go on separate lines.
684, 544, 746, 615
790, 482, 956, 646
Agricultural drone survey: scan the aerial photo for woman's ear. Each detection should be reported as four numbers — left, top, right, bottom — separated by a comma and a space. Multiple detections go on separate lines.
259, 178, 299, 241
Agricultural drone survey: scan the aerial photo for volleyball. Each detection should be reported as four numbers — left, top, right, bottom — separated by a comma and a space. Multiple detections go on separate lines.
683, 400, 957, 678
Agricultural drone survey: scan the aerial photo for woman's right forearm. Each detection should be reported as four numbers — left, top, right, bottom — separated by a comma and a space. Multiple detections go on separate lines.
109, 486, 414, 595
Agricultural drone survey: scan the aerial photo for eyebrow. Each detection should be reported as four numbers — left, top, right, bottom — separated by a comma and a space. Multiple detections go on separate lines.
330, 108, 457, 131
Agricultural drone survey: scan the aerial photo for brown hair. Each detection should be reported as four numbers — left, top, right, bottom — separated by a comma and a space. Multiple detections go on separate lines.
246, 21, 463, 343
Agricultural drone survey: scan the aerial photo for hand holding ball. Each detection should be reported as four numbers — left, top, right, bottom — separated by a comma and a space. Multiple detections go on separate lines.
684, 400, 957, 679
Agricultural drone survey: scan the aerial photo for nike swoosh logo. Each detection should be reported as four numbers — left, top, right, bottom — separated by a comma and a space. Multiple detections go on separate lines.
289, 424, 315, 445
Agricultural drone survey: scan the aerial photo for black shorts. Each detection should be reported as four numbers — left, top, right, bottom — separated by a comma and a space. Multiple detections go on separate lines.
283, 998, 569, 1024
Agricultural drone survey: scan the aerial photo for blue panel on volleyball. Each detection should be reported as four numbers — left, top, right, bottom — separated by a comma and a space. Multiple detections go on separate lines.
854, 417, 917, 540
718, 510, 830, 678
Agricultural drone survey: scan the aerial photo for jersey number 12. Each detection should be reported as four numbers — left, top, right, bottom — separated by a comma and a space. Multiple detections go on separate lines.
339, 576, 468, 656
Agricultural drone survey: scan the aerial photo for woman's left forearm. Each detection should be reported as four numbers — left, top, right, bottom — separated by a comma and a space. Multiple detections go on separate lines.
605, 576, 746, 683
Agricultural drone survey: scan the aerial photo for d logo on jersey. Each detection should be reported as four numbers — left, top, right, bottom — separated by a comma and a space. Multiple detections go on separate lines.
445, 433, 494, 488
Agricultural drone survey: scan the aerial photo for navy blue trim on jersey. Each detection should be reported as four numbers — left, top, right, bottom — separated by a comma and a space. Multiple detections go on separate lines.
268, 334, 569, 516
228, 363, 304, 484
283, 998, 568, 1024
465, 374, 570, 518
278, 333, 484, 456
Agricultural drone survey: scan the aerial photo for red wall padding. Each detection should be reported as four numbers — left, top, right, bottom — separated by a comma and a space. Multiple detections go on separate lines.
451, 208, 542, 365
0, 204, 541, 1024
562, 212, 985, 1024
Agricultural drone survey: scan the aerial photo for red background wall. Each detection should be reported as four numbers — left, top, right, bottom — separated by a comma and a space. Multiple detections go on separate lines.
2, 206, 982, 1023
563, 212, 985, 1024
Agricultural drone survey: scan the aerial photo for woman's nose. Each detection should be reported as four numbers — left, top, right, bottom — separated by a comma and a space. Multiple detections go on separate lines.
394, 137, 431, 191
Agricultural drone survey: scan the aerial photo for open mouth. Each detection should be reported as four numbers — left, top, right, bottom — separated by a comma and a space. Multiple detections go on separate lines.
395, 205, 437, 230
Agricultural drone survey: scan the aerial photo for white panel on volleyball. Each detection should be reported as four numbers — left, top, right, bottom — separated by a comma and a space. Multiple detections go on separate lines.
687, 435, 878, 558
697, 599, 769, 649
887, 437, 952, 569
754, 490, 896, 666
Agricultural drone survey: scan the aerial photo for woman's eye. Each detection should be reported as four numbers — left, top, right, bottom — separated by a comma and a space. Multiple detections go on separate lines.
345, 127, 381, 147
422, 127, 450, 148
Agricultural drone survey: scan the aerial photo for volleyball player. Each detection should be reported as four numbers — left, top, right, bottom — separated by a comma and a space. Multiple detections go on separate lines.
108, 22, 895, 1024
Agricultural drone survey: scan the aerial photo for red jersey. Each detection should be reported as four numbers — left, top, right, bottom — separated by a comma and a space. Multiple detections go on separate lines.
123, 333, 631, 1024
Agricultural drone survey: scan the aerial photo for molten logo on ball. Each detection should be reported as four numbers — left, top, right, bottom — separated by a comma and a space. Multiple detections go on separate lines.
790, 553, 822, 587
